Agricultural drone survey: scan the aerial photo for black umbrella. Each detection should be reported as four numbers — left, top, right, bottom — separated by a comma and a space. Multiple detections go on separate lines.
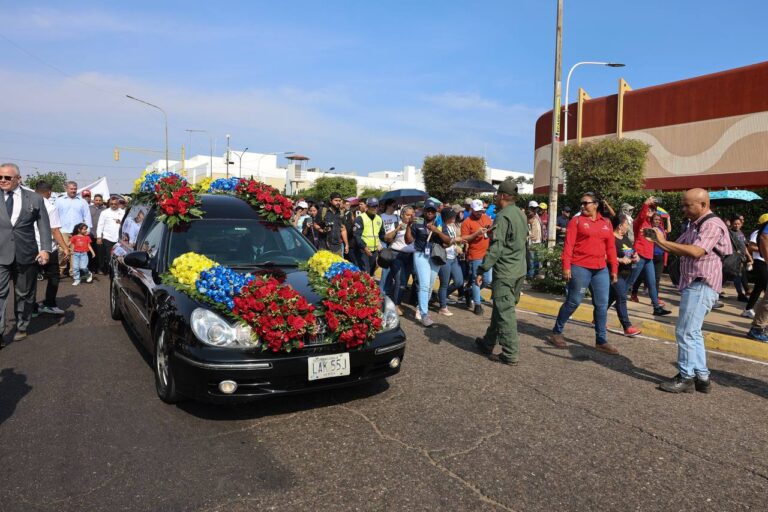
451, 179, 497, 194
380, 188, 427, 204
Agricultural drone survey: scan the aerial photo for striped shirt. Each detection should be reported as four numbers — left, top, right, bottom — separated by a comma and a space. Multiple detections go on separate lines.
676, 212, 732, 293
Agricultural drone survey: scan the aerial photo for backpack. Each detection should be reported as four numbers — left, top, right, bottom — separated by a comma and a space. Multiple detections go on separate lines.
667, 213, 739, 285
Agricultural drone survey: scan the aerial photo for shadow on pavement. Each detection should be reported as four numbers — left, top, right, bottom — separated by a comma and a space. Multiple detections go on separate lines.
0, 368, 32, 426
178, 378, 391, 421
709, 369, 768, 399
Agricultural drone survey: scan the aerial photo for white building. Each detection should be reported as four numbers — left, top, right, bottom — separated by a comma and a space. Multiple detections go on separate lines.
146, 152, 533, 196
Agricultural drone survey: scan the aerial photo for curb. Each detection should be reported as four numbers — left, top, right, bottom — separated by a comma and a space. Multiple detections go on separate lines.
485, 291, 768, 362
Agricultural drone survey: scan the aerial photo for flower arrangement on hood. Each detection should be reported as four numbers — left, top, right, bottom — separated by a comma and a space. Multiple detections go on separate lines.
208, 177, 241, 193
235, 178, 294, 224
134, 171, 204, 227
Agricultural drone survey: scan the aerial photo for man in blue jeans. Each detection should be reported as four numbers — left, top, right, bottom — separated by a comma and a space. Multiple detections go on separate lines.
643, 188, 732, 393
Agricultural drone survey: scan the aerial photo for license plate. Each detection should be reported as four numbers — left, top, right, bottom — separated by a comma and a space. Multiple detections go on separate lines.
308, 353, 350, 381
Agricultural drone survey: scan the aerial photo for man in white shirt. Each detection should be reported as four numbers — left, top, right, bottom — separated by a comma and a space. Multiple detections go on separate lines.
96, 196, 125, 274
34, 181, 69, 315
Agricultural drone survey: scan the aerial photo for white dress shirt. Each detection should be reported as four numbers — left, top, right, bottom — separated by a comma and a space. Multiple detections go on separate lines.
36, 197, 61, 252
97, 207, 125, 243
4, 185, 22, 225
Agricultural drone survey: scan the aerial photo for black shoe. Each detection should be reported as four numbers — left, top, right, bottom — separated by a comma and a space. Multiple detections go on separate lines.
464, 289, 472, 308
490, 354, 518, 366
653, 307, 671, 316
737, 295, 749, 303
474, 337, 492, 355
658, 374, 695, 393
694, 377, 712, 393
474, 304, 484, 316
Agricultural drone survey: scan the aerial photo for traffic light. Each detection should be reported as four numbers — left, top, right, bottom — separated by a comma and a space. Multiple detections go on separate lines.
114, 148, 120, 161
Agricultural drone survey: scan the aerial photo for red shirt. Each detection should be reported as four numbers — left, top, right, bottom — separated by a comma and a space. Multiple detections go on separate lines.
562, 214, 618, 274
632, 203, 655, 259
461, 214, 493, 260
71, 234, 92, 253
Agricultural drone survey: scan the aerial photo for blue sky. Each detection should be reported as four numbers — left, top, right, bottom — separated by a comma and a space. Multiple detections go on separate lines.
0, 0, 765, 191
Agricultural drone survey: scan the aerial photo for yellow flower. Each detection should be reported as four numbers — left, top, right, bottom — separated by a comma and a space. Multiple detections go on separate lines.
308, 250, 344, 276
194, 177, 212, 193
132, 169, 152, 194
170, 252, 218, 286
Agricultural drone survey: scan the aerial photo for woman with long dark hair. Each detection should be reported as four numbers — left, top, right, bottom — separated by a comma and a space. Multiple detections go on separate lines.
548, 192, 619, 354
608, 214, 642, 337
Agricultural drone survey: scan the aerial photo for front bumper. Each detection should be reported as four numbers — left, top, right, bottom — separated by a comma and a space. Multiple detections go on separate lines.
171, 327, 406, 402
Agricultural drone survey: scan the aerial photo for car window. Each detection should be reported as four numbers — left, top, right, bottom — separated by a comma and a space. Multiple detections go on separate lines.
120, 204, 150, 248
167, 219, 315, 267
140, 222, 164, 259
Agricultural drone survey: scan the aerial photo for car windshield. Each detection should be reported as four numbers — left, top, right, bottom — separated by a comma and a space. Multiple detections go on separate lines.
167, 219, 315, 267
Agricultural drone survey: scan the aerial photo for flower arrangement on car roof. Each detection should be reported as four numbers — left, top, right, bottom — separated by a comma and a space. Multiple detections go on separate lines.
161, 250, 383, 353
133, 172, 294, 227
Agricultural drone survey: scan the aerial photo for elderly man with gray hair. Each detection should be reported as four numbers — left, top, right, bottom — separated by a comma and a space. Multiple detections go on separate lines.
55, 180, 91, 278
0, 163, 51, 345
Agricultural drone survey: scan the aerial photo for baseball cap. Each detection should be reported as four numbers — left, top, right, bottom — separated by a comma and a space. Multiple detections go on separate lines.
366, 197, 379, 207
424, 200, 438, 211
759, 213, 768, 224
528, 200, 539, 208
539, 202, 548, 210
464, 198, 472, 205
621, 202, 634, 211
296, 201, 308, 209
563, 206, 572, 213
470, 199, 484, 212
81, 189, 91, 197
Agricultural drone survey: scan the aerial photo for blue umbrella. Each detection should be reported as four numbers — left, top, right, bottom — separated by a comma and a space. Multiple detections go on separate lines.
380, 188, 427, 204
709, 190, 762, 206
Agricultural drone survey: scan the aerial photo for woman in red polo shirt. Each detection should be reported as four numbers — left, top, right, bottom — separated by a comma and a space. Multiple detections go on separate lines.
627, 197, 671, 316
548, 192, 619, 354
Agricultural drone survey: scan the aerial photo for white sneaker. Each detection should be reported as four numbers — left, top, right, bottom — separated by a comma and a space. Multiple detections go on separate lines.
438, 307, 453, 317
39, 305, 65, 315
86, 273, 93, 283
415, 310, 422, 321
741, 309, 755, 319
72, 280, 80, 286
421, 315, 435, 327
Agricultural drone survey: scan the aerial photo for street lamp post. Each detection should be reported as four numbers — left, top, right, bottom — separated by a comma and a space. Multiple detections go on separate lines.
230, 148, 249, 178
126, 95, 169, 173
185, 129, 213, 177
225, 134, 231, 178
563, 62, 625, 146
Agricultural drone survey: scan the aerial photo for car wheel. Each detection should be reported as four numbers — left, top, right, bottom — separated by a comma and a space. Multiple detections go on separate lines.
154, 325, 180, 404
110, 278, 123, 321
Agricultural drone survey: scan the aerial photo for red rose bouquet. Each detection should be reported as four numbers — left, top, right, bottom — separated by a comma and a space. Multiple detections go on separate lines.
232, 276, 318, 352
323, 269, 383, 349
153, 175, 203, 227
235, 178, 294, 224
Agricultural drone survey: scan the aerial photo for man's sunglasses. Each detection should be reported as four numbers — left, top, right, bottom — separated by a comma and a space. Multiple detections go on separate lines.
580, 201, 597, 206
0, 175, 18, 181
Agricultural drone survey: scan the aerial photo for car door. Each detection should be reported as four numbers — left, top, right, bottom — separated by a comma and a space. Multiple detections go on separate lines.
123, 220, 165, 346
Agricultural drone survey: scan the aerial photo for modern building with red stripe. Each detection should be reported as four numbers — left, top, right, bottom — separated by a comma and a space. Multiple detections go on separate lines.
533, 61, 768, 194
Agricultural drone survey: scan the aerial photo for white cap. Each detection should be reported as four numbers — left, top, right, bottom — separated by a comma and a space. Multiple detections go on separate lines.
297, 201, 309, 209
528, 200, 539, 208
470, 199, 485, 212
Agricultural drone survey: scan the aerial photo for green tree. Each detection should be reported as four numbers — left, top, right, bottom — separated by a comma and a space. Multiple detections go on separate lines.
561, 138, 649, 206
359, 186, 388, 199
300, 176, 357, 201
23, 171, 68, 192
422, 154, 486, 202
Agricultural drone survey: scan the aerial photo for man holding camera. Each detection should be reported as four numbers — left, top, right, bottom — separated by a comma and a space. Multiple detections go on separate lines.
643, 188, 730, 393
628, 196, 671, 316
321, 192, 348, 257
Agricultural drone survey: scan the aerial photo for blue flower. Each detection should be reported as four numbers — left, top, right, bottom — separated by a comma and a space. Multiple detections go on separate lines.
208, 177, 241, 193
140, 171, 183, 193
195, 265, 254, 310
324, 261, 360, 281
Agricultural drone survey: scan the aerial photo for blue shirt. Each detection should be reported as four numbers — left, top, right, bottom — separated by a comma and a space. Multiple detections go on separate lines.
56, 196, 92, 232
410, 222, 431, 252
485, 204, 496, 220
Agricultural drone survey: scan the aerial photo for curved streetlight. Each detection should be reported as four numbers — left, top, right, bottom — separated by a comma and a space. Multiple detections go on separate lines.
126, 95, 169, 172
185, 129, 213, 176
230, 147, 249, 178
563, 62, 625, 146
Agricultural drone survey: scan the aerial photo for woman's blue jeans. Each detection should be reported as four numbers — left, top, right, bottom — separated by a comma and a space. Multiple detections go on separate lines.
385, 251, 413, 305
438, 257, 464, 308
627, 256, 660, 308
413, 252, 439, 317
554, 265, 610, 345
469, 259, 492, 304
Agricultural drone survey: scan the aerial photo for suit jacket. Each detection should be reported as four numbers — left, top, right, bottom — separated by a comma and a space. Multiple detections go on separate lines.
0, 188, 51, 265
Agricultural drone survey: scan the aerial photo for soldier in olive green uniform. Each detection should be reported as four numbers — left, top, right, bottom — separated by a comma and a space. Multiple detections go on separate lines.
474, 179, 528, 365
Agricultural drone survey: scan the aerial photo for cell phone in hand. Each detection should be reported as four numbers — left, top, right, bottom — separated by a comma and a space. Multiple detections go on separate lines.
642, 228, 657, 240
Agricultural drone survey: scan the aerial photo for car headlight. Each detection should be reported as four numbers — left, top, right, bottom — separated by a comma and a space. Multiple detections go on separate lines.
381, 296, 400, 332
190, 308, 259, 348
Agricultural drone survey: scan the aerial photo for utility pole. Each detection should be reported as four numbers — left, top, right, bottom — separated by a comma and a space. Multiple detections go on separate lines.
226, 134, 231, 178
547, 0, 563, 247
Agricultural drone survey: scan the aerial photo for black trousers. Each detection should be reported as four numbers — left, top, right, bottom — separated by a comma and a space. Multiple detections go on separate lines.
746, 260, 767, 310
98, 240, 115, 274
358, 250, 378, 276
40, 250, 60, 308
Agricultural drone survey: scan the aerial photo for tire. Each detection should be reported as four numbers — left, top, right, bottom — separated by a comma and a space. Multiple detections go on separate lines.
109, 278, 123, 321
154, 325, 180, 404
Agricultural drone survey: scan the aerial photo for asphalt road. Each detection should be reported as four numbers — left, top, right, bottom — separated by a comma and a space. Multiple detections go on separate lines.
1, 277, 767, 511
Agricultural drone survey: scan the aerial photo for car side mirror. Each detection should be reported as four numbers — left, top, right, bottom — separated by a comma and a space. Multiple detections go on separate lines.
124, 251, 152, 269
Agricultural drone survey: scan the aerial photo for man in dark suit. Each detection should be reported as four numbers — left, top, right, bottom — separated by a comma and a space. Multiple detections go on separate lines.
0, 163, 51, 346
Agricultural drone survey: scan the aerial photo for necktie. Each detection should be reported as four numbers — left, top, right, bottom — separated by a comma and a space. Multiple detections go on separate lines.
5, 191, 13, 218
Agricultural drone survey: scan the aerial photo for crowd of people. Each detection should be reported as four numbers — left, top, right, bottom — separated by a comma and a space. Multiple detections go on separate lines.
2, 160, 767, 392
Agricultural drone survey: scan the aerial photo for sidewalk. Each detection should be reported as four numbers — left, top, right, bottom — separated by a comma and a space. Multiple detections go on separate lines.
507, 277, 768, 361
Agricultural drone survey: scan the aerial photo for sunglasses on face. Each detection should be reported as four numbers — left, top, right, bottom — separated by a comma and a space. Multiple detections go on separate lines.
580, 201, 596, 206
0, 175, 18, 182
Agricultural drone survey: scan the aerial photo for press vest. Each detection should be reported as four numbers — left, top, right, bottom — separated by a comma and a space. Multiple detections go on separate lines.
361, 214, 382, 250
